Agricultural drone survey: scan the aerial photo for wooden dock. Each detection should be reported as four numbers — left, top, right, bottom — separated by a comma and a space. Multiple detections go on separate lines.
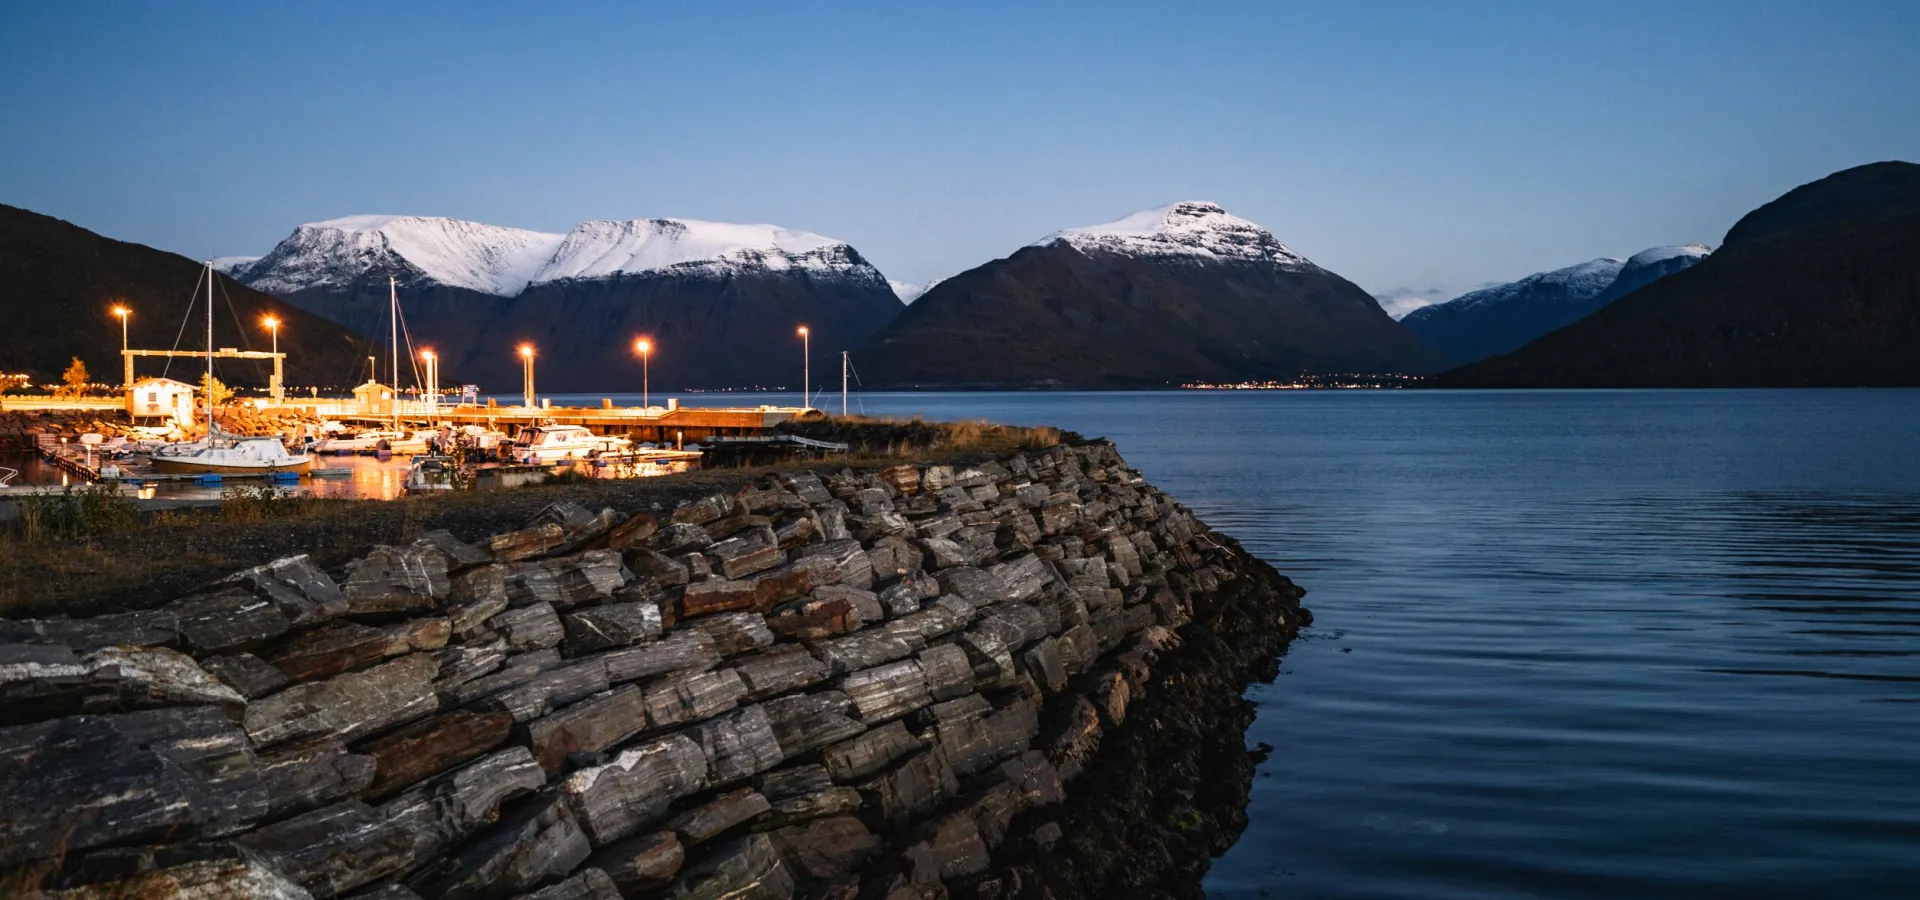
302, 402, 820, 444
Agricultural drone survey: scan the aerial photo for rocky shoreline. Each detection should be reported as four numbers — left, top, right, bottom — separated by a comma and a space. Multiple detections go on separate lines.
0, 442, 1308, 899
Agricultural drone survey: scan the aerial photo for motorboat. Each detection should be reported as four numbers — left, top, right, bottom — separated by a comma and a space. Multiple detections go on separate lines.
456, 425, 510, 450
149, 436, 312, 475
507, 424, 630, 463
403, 454, 461, 493
383, 430, 440, 455
312, 430, 408, 454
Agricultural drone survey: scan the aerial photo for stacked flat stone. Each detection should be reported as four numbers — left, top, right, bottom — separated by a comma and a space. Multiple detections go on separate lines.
0, 443, 1256, 900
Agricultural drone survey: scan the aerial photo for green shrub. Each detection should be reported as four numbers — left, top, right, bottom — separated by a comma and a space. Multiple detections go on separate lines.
7, 482, 139, 544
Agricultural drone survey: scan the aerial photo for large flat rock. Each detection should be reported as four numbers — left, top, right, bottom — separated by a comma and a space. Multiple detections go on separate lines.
0, 706, 267, 866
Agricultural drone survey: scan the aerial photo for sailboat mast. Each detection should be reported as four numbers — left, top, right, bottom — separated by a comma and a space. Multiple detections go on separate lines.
205, 262, 214, 434
841, 351, 849, 416
390, 275, 399, 431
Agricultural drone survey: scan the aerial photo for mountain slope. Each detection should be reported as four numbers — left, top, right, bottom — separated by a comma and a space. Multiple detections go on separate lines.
236, 215, 903, 391
1428, 212, 1920, 387
1721, 161, 1920, 249
857, 202, 1438, 387
889, 280, 927, 303
0, 204, 377, 388
1586, 244, 1711, 308
1401, 258, 1625, 366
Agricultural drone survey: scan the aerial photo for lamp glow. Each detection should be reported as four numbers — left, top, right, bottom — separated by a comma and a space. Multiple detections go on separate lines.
635, 337, 652, 410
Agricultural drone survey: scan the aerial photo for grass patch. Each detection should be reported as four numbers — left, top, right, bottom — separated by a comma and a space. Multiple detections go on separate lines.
4, 482, 140, 545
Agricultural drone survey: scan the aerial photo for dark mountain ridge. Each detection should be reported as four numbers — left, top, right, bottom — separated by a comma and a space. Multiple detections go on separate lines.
1428, 211, 1920, 387
235, 216, 904, 392
1401, 257, 1625, 366
858, 202, 1439, 387
0, 204, 377, 388
1721, 161, 1920, 249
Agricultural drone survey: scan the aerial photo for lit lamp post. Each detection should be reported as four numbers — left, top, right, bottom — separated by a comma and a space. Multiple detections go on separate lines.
262, 315, 281, 402
635, 338, 652, 411
519, 344, 536, 409
111, 305, 131, 388
420, 350, 438, 424
797, 325, 810, 410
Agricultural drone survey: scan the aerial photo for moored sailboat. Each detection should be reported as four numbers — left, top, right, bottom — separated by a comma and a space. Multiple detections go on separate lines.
150, 436, 313, 475
148, 262, 313, 475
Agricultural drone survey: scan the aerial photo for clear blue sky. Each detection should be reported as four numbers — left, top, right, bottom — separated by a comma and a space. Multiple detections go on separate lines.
3, 1, 1916, 311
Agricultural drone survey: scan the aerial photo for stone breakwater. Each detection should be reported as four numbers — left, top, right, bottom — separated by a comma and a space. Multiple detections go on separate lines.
0, 442, 1308, 899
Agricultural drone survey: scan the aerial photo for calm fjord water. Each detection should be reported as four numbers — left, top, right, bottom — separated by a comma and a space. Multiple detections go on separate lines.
710, 389, 1920, 898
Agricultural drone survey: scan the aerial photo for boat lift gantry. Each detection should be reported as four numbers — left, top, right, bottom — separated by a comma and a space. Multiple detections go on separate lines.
121, 348, 287, 396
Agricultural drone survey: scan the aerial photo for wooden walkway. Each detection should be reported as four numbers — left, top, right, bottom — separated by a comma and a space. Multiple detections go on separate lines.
316, 403, 820, 443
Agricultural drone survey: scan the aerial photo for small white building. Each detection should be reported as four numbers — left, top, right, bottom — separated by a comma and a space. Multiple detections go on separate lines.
353, 380, 394, 416
127, 377, 197, 428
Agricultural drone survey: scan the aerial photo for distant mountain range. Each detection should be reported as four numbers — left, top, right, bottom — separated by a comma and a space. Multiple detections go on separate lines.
857, 202, 1440, 387
1402, 246, 1710, 366
226, 215, 904, 392
14, 161, 1910, 394
0, 204, 376, 388
1430, 161, 1920, 387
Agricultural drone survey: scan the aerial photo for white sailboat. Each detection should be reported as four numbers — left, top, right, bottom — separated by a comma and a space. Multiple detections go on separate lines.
150, 262, 313, 475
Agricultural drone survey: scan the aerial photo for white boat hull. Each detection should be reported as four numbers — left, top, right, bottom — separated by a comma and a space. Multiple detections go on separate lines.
151, 456, 312, 475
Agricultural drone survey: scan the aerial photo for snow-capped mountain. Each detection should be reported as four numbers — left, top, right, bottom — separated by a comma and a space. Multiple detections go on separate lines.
210, 255, 260, 276
244, 216, 564, 296
1429, 258, 1625, 316
240, 215, 878, 297
1405, 246, 1712, 366
532, 218, 868, 284
1034, 201, 1313, 267
233, 214, 903, 391
1587, 244, 1711, 308
860, 201, 1439, 386
889, 280, 926, 304
1432, 161, 1920, 388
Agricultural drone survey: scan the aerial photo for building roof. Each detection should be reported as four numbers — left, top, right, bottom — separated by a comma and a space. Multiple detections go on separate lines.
130, 376, 196, 389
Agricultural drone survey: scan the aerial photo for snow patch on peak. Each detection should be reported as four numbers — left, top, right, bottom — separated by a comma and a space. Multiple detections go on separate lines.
210, 256, 260, 275
241, 214, 880, 297
248, 216, 566, 295
1035, 201, 1310, 266
889, 280, 926, 304
1444, 257, 1625, 314
530, 219, 852, 284
1558, 257, 1627, 280
1626, 244, 1711, 266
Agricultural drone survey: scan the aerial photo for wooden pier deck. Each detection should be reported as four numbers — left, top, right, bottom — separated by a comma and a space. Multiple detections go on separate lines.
305, 402, 819, 444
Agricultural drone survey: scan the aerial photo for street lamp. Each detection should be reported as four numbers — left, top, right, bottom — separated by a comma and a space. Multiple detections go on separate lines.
111, 305, 130, 388
797, 325, 810, 410
635, 338, 652, 411
519, 344, 536, 409
262, 315, 281, 402
420, 350, 438, 424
